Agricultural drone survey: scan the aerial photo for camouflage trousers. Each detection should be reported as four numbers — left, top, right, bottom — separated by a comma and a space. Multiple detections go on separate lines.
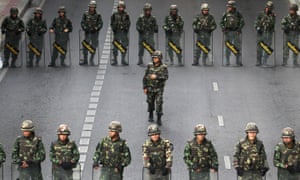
52, 167, 73, 180
51, 40, 68, 64
18, 164, 43, 180
100, 167, 122, 180
145, 169, 170, 180
28, 37, 44, 64
283, 31, 299, 64
257, 31, 273, 64
147, 90, 163, 114
138, 33, 155, 57
112, 31, 129, 58
224, 31, 241, 64
166, 33, 182, 62
194, 31, 211, 63
189, 170, 210, 180
278, 168, 300, 180
83, 32, 99, 62
238, 170, 263, 180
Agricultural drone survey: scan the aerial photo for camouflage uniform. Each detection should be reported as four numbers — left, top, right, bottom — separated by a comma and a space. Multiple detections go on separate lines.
255, 1, 276, 66
1, 7, 25, 68
49, 7, 73, 67
220, 1, 244, 66
93, 121, 131, 180
163, 5, 184, 65
136, 3, 158, 65
26, 8, 47, 67
143, 124, 173, 180
273, 127, 300, 180
192, 3, 217, 66
281, 4, 300, 66
0, 144, 5, 165
80, 0, 103, 65
184, 124, 218, 180
110, 1, 130, 65
50, 124, 80, 180
12, 120, 45, 180
143, 51, 168, 125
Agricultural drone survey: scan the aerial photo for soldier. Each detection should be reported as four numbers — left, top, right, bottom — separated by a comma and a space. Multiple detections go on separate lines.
0, 143, 5, 166
80, 0, 103, 66
1, 7, 25, 68
12, 120, 45, 180
111, 1, 130, 66
163, 4, 184, 66
192, 3, 217, 66
274, 127, 300, 180
183, 124, 218, 180
255, 1, 276, 67
50, 124, 80, 180
143, 50, 168, 126
26, 7, 47, 67
220, 0, 244, 66
93, 121, 131, 180
136, 3, 158, 66
48, 6, 73, 67
143, 124, 173, 180
233, 122, 269, 180
281, 4, 300, 66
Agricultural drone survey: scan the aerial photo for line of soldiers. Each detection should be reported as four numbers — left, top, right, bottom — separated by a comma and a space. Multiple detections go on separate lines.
0, 120, 299, 179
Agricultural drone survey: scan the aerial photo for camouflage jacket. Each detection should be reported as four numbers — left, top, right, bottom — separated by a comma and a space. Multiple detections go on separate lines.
143, 137, 173, 169
0, 143, 6, 163
50, 16, 72, 40
220, 10, 244, 31
193, 14, 217, 33
110, 11, 130, 33
12, 135, 45, 164
26, 17, 47, 40
233, 137, 268, 171
163, 14, 184, 34
136, 14, 158, 35
183, 138, 218, 170
81, 10, 103, 33
143, 63, 168, 91
274, 141, 300, 169
281, 14, 300, 33
1, 16, 25, 38
255, 11, 276, 32
93, 136, 131, 169
50, 139, 79, 165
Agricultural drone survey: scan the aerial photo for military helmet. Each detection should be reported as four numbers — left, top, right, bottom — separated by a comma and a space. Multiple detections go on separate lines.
194, 124, 207, 135
227, 0, 236, 8
290, 4, 299, 11
118, 1, 126, 8
144, 3, 152, 10
170, 4, 178, 11
57, 6, 66, 13
108, 121, 122, 133
148, 124, 161, 136
266, 1, 274, 9
245, 122, 259, 133
57, 124, 71, 135
201, 3, 209, 11
21, 120, 34, 131
34, 7, 43, 15
152, 50, 163, 60
89, 0, 97, 8
281, 127, 295, 138
10, 7, 19, 15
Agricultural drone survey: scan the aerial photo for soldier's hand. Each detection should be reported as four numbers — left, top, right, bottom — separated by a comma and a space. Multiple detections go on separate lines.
1, 30, 5, 34
143, 88, 148, 94
236, 167, 243, 176
150, 74, 157, 80
287, 165, 295, 173
49, 29, 54, 33
162, 167, 170, 176
93, 163, 99, 169
64, 28, 69, 33
20, 161, 29, 168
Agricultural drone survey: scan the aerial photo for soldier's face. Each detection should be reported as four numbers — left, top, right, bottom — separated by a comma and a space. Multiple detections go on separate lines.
89, 7, 95, 12
170, 10, 177, 16
11, 14, 17, 18
109, 131, 118, 138
152, 57, 160, 65
22, 131, 31, 137
202, 9, 209, 15
35, 13, 41, 18
289, 9, 296, 16
247, 132, 257, 141
118, 7, 124, 12
59, 12, 65, 17
144, 10, 151, 16
227, 6, 233, 12
150, 134, 160, 142
282, 137, 293, 144
196, 134, 206, 142
58, 134, 68, 141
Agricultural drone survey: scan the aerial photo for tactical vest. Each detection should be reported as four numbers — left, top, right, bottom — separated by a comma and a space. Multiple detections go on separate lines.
259, 13, 275, 31
100, 137, 126, 167
5, 17, 21, 31
54, 17, 69, 32
29, 18, 45, 33
18, 136, 40, 161
145, 139, 169, 169
139, 15, 156, 33
112, 12, 130, 31
52, 140, 75, 163
84, 11, 99, 29
146, 64, 167, 90
188, 139, 212, 169
278, 142, 300, 167
166, 15, 183, 33
287, 15, 300, 32
224, 12, 240, 30
196, 15, 210, 30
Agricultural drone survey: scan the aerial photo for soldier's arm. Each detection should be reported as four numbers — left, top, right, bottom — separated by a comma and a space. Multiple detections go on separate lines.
143, 66, 150, 89
18, 19, 25, 32
121, 141, 131, 167
259, 142, 269, 169
11, 138, 21, 164
1, 18, 8, 33
110, 14, 117, 32
67, 19, 73, 33
233, 141, 241, 168
238, 12, 245, 30
136, 16, 143, 32
183, 142, 193, 168
40, 20, 47, 34
209, 143, 219, 170
156, 66, 168, 81
92, 142, 102, 164
71, 142, 80, 164
0, 144, 6, 163
153, 17, 158, 33
125, 14, 131, 32
26, 19, 32, 34
163, 16, 170, 32
142, 142, 150, 167
49, 18, 56, 31
49, 142, 59, 164
210, 15, 217, 31
34, 138, 46, 163
178, 16, 184, 30
273, 144, 286, 168
80, 13, 87, 31
165, 140, 173, 168
97, 14, 103, 31
254, 13, 262, 28
220, 13, 226, 30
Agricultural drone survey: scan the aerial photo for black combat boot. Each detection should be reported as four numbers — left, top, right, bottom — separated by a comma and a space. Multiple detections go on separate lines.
111, 56, 117, 66
148, 111, 154, 122
178, 57, 183, 66
192, 57, 199, 66
137, 56, 143, 65
157, 113, 162, 126
11, 59, 17, 68
61, 59, 67, 67
89, 54, 95, 66
121, 55, 128, 66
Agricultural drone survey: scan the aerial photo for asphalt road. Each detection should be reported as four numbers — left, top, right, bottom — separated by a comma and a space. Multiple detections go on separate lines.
0, 0, 299, 179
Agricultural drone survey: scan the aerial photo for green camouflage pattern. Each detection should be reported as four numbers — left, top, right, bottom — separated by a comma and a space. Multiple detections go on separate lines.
0, 143, 5, 164
274, 142, 300, 180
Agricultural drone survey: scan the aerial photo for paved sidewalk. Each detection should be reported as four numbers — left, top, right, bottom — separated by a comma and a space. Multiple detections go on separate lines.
0, 0, 31, 23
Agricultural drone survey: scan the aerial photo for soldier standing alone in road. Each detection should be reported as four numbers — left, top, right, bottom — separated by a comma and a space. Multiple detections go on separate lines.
143, 50, 168, 126
143, 124, 173, 180
274, 127, 300, 180
12, 120, 45, 180
136, 3, 158, 66
1, 7, 25, 68
26, 7, 47, 67
163, 4, 184, 66
50, 124, 79, 180
183, 124, 218, 180
80, 0, 103, 66
48, 6, 73, 67
281, 4, 300, 66
93, 121, 131, 180
111, 1, 130, 66
255, 1, 276, 67
192, 3, 217, 66
220, 0, 244, 66
233, 122, 269, 180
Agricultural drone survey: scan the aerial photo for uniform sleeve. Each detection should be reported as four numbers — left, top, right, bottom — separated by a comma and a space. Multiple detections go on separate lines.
165, 140, 173, 168
81, 13, 87, 30
121, 141, 131, 167
238, 12, 245, 31
209, 142, 219, 169
50, 18, 56, 30
259, 142, 269, 169
49, 142, 59, 164
254, 13, 262, 28
142, 142, 150, 167
71, 142, 80, 164
97, 14, 103, 31
93, 141, 103, 164
67, 19, 73, 32
233, 141, 241, 168
0, 144, 6, 163
1, 18, 8, 32
178, 16, 184, 30
209, 15, 217, 31
153, 17, 158, 33
26, 19, 32, 33
183, 142, 193, 168
273, 144, 285, 168
136, 16, 143, 32
157, 66, 168, 81
281, 17, 288, 31
125, 14, 131, 31
18, 19, 25, 32
11, 138, 21, 164
110, 14, 116, 32
163, 16, 170, 32
40, 20, 47, 34
34, 138, 46, 163
220, 13, 226, 30
143, 65, 150, 89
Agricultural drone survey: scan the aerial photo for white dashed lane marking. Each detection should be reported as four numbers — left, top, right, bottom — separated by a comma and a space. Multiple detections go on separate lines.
212, 82, 219, 91
224, 156, 232, 169
217, 115, 224, 127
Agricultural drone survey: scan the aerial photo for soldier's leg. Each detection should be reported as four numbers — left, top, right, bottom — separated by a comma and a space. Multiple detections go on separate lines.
60, 42, 68, 66
224, 32, 231, 65
89, 33, 99, 65
18, 168, 31, 180
234, 32, 242, 66
35, 39, 43, 66
147, 92, 155, 122
111, 170, 122, 180
202, 33, 211, 65
192, 35, 201, 66
100, 167, 110, 180
292, 34, 299, 66
28, 48, 34, 67
256, 34, 263, 66
3, 44, 10, 67
138, 35, 144, 65
81, 33, 90, 65
30, 166, 44, 180
175, 36, 183, 66
262, 32, 272, 65
10, 40, 20, 68
155, 91, 164, 125
121, 33, 129, 65
49, 47, 59, 67
112, 33, 119, 65
167, 37, 174, 64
